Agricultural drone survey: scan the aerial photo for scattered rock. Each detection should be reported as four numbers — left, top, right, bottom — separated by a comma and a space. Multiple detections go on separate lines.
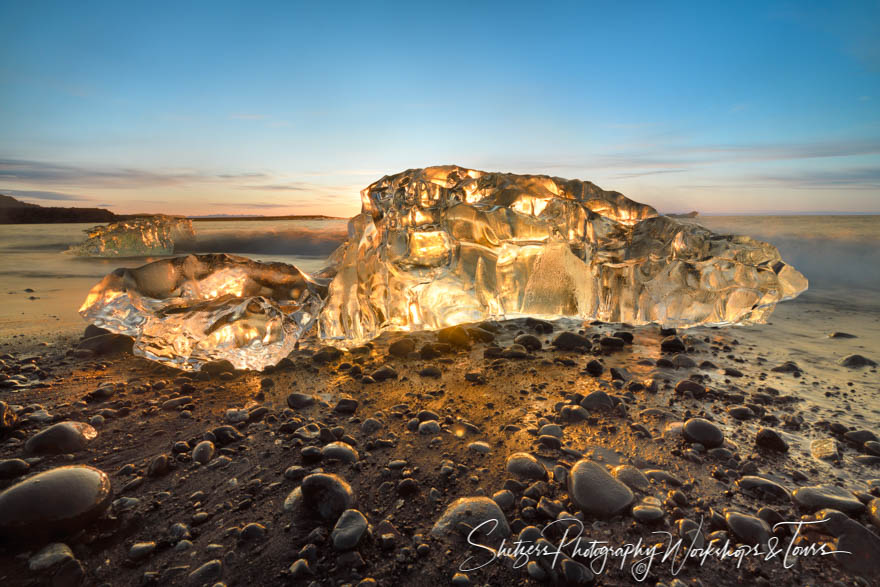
388, 338, 415, 357
682, 418, 724, 449
551, 332, 589, 350
660, 336, 685, 353
755, 428, 789, 452
840, 354, 877, 368
192, 441, 215, 464
505, 453, 546, 480
331, 509, 369, 550
300, 473, 355, 521
725, 510, 770, 545
0, 465, 112, 541
737, 476, 791, 501
29, 542, 75, 571
431, 497, 510, 538
792, 485, 865, 514
287, 393, 315, 409
25, 421, 98, 455
568, 459, 634, 517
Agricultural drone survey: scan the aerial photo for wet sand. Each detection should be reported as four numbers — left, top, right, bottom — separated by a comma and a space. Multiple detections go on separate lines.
0, 310, 878, 586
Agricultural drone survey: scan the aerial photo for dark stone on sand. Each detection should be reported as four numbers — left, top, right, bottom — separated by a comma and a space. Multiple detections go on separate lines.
631, 497, 664, 523
568, 459, 634, 517
0, 465, 112, 541
755, 428, 789, 452
322, 442, 358, 463
844, 429, 878, 446
188, 559, 222, 585
771, 361, 801, 374
334, 398, 359, 413
682, 418, 724, 449
611, 465, 651, 492
585, 360, 603, 376
792, 485, 865, 514
467, 326, 495, 343
419, 365, 442, 378
551, 332, 589, 350
674, 379, 706, 397
202, 360, 235, 376
25, 421, 97, 455
599, 336, 625, 349
580, 391, 614, 412
505, 453, 546, 480
728, 405, 754, 420
560, 558, 594, 584
287, 392, 315, 409
192, 440, 215, 464
660, 336, 685, 353
301, 473, 355, 521
437, 326, 470, 348
526, 317, 554, 333
388, 338, 415, 357
211, 425, 243, 445
331, 509, 369, 550
725, 510, 771, 545
737, 476, 791, 501
840, 354, 877, 368
829, 331, 857, 339
312, 346, 342, 363
812, 508, 880, 579
431, 497, 510, 538
514, 334, 542, 351
371, 366, 398, 381
77, 333, 133, 355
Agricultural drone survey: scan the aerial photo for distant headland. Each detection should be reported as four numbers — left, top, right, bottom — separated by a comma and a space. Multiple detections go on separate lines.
0, 195, 342, 223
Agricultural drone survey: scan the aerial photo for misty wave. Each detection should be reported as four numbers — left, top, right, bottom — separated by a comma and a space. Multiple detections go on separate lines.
176, 227, 347, 258
770, 237, 880, 290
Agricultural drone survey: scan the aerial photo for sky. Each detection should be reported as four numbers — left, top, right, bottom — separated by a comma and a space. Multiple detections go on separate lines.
1, 1, 879, 216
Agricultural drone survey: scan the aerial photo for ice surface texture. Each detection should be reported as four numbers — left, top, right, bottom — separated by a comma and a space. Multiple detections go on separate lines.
319, 166, 807, 341
79, 254, 327, 370
68, 215, 194, 257
80, 166, 807, 370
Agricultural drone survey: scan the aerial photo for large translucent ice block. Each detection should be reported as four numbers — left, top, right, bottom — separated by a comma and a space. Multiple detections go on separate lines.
318, 166, 808, 343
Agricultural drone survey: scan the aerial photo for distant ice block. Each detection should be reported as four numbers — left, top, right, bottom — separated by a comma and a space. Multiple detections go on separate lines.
68, 215, 195, 257
79, 166, 808, 370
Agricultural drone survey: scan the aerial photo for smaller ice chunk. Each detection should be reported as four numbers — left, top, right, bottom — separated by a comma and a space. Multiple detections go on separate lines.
78, 254, 327, 370
68, 215, 195, 257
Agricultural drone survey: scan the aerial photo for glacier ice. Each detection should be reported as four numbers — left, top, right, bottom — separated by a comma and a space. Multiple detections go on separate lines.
79, 166, 808, 370
79, 254, 328, 370
68, 215, 195, 257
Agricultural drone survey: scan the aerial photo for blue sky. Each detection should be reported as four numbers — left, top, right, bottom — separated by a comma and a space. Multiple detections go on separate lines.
1, 1, 878, 216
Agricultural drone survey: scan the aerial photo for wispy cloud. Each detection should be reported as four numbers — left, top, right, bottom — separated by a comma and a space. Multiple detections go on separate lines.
752, 167, 880, 189
209, 202, 291, 209
0, 158, 270, 188
1, 188, 89, 201
241, 184, 308, 191
610, 169, 689, 179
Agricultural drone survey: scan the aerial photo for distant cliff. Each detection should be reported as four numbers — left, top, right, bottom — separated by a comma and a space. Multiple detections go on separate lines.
667, 211, 699, 218
0, 194, 118, 224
